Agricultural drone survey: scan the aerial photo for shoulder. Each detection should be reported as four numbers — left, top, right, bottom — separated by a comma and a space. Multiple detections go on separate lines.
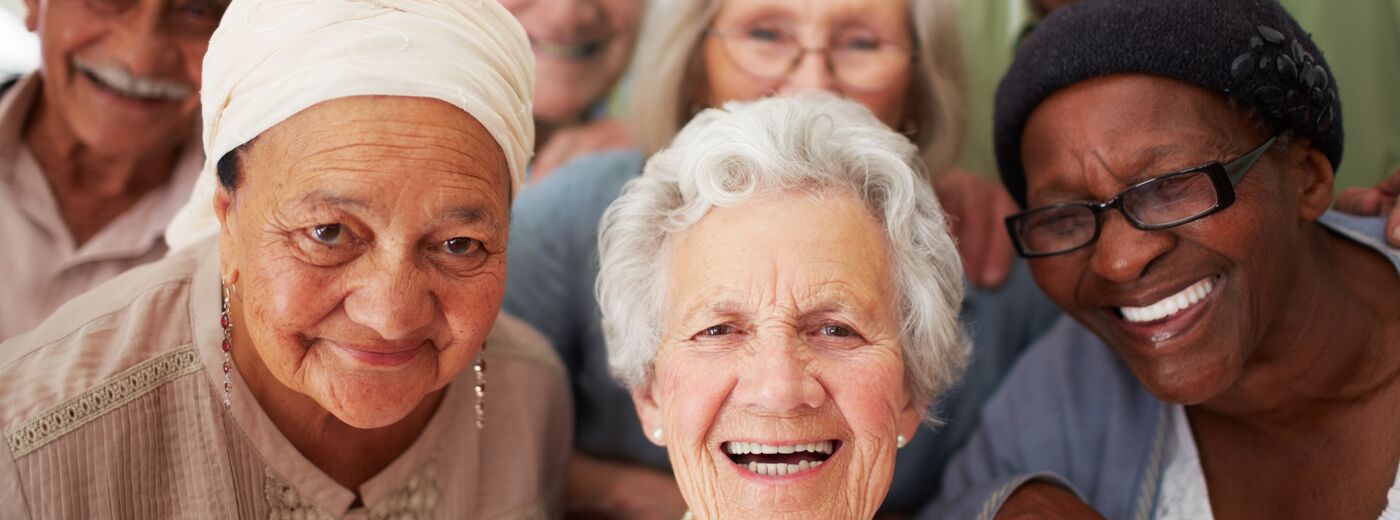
484, 311, 566, 378
1318, 211, 1400, 266
980, 316, 1157, 450
515, 149, 644, 225
478, 312, 572, 511
0, 246, 207, 456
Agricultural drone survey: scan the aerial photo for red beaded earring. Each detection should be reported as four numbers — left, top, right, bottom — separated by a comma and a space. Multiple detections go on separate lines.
220, 282, 234, 409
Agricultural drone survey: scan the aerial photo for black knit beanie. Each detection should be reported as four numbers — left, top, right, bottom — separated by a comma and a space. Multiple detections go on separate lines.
994, 0, 1344, 208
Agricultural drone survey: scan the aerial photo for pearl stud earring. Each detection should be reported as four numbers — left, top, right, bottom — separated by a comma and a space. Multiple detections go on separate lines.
897, 435, 908, 449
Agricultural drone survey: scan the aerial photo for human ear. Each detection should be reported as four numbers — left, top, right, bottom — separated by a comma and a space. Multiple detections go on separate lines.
1291, 142, 1336, 222
631, 383, 666, 447
897, 390, 926, 448
23, 0, 39, 31
215, 187, 240, 285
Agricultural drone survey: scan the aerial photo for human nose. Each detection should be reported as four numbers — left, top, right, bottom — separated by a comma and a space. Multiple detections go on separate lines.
777, 49, 838, 96
343, 252, 436, 341
108, 6, 177, 76
536, 0, 602, 38
1088, 211, 1176, 284
733, 332, 826, 415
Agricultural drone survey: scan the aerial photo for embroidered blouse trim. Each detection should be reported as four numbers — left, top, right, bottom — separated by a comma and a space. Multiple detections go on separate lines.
5, 347, 202, 456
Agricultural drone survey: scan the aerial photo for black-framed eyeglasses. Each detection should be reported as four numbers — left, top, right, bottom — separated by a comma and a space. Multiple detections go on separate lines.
707, 25, 914, 92
1005, 134, 1279, 258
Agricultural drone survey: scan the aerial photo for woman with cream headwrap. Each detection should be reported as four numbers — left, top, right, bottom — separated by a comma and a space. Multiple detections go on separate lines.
0, 0, 570, 517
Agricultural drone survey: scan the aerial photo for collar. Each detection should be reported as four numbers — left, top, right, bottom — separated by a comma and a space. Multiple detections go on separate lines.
189, 242, 477, 514
0, 73, 204, 267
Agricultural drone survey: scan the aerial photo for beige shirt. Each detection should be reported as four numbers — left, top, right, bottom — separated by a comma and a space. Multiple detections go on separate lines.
0, 73, 202, 340
0, 241, 572, 519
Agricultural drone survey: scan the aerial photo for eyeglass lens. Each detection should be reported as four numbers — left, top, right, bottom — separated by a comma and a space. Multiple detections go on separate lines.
1015, 169, 1223, 255
718, 24, 910, 91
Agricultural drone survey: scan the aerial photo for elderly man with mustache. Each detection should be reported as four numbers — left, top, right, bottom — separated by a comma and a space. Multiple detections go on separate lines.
0, 0, 221, 340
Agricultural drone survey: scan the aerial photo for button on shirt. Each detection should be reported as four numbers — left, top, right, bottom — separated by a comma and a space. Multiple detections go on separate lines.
0, 73, 201, 341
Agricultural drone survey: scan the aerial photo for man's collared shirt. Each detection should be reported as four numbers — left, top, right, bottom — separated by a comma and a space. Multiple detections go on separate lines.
0, 73, 202, 340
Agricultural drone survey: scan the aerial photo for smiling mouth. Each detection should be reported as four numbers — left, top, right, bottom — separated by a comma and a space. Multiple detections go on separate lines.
329, 340, 427, 367
1117, 276, 1218, 324
723, 440, 839, 477
532, 39, 604, 60
73, 60, 192, 103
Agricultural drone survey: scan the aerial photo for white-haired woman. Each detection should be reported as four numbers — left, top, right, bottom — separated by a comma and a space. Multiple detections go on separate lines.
597, 94, 967, 519
503, 0, 1062, 517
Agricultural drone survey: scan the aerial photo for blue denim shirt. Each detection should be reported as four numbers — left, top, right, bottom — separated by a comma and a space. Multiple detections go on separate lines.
505, 149, 1063, 513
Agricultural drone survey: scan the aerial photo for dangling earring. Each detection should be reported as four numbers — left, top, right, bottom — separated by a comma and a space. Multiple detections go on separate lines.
220, 281, 234, 409
896, 435, 907, 449
474, 344, 487, 430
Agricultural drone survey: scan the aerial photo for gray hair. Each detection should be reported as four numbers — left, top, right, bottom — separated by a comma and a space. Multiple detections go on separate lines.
598, 94, 969, 410
625, 0, 967, 179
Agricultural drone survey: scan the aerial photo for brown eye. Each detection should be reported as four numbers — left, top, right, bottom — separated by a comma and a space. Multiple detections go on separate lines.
443, 237, 483, 256
820, 324, 852, 337
701, 324, 735, 336
310, 224, 344, 246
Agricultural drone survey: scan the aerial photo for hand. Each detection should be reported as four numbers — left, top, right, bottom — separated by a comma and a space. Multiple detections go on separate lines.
1334, 168, 1400, 246
532, 118, 634, 184
933, 168, 1019, 288
564, 452, 688, 520
995, 482, 1106, 520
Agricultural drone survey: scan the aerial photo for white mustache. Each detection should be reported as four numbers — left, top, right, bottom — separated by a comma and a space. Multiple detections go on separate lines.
73, 59, 194, 102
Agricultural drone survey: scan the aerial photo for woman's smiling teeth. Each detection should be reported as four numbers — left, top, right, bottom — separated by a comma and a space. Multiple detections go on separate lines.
723, 441, 837, 477
1120, 277, 1216, 323
532, 39, 603, 59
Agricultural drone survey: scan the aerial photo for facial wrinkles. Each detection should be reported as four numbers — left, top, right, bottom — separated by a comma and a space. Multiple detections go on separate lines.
658, 195, 902, 519
1021, 76, 1317, 407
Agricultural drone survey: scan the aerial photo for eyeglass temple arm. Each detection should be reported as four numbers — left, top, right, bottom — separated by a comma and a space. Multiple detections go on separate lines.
1225, 134, 1279, 185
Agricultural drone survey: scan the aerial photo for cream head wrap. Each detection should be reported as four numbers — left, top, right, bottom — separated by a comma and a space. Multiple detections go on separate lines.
165, 0, 535, 251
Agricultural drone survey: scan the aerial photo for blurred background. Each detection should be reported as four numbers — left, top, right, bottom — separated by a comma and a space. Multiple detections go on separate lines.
1, 0, 39, 75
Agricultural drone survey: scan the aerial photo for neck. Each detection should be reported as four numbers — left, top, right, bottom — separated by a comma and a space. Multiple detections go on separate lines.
24, 91, 182, 198
1198, 223, 1400, 426
228, 294, 444, 492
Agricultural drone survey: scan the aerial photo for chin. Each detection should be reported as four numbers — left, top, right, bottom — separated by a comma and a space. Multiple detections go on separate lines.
532, 90, 597, 125
316, 379, 432, 430
72, 115, 187, 154
1128, 354, 1240, 405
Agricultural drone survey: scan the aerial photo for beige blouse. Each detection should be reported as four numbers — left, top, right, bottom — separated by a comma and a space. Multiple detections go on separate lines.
0, 241, 572, 519
0, 73, 203, 341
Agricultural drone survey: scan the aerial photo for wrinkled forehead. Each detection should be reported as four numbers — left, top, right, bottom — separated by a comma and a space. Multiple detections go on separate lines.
1020, 75, 1264, 199
242, 96, 509, 197
663, 190, 894, 314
